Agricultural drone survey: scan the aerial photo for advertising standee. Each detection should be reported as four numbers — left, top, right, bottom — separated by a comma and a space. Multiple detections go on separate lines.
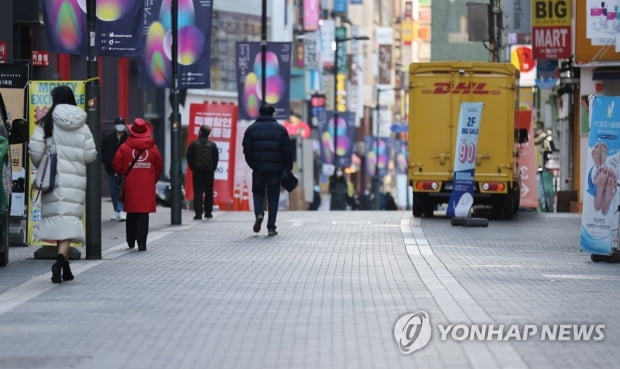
580, 96, 620, 256
446, 102, 484, 218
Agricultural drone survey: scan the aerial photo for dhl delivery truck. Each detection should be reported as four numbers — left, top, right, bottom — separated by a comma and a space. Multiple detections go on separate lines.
408, 61, 524, 219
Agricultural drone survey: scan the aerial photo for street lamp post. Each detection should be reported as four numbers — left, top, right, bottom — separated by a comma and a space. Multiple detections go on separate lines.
332, 35, 369, 168
373, 87, 382, 210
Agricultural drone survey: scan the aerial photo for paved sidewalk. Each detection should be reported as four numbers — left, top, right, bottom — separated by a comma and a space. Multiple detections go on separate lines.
0, 202, 617, 369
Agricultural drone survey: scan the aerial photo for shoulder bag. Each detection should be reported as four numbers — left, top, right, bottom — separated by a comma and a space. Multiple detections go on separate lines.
33, 137, 57, 194
118, 149, 144, 202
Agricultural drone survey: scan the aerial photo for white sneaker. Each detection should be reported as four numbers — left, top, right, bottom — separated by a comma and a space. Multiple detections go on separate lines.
110, 212, 119, 221
118, 211, 127, 221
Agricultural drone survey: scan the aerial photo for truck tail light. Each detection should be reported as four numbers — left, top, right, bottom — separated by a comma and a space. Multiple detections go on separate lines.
481, 182, 506, 192
415, 181, 439, 191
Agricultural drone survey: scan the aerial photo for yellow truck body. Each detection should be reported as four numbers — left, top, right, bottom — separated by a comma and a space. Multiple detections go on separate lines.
407, 61, 521, 219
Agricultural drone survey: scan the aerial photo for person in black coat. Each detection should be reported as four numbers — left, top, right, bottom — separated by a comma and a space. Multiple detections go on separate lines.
329, 168, 349, 210
101, 117, 128, 221
186, 125, 219, 220
242, 105, 293, 236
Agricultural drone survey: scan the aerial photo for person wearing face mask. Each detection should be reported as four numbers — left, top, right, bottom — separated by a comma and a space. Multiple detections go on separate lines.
101, 117, 128, 221
329, 168, 349, 210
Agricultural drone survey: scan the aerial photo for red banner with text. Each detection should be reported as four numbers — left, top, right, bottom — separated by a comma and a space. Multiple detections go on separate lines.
186, 102, 238, 210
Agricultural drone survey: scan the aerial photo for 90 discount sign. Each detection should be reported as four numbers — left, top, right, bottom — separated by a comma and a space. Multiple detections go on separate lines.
458, 141, 477, 164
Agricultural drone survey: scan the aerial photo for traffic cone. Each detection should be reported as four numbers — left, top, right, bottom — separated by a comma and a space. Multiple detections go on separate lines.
241, 183, 250, 211
232, 183, 241, 211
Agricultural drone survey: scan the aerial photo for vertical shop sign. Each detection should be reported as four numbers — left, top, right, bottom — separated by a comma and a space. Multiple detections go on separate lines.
531, 0, 571, 59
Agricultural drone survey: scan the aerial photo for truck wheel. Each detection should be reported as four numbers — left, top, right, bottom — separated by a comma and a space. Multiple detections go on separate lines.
513, 183, 520, 214
591, 254, 606, 262
0, 250, 7, 267
423, 200, 435, 218
501, 194, 514, 220
413, 193, 423, 217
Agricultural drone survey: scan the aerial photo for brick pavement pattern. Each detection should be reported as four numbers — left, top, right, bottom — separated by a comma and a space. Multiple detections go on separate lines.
0, 204, 618, 369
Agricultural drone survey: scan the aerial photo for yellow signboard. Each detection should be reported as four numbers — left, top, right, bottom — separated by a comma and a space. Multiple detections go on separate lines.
27, 80, 86, 247
532, 0, 571, 27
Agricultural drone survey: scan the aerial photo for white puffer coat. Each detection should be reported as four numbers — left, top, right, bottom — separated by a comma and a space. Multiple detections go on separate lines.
28, 104, 97, 242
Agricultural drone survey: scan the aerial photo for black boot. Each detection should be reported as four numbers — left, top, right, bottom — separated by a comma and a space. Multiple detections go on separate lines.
51, 254, 64, 284
62, 259, 74, 281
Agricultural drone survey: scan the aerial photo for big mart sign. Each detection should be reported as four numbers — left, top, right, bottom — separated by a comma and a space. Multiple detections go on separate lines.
532, 0, 571, 59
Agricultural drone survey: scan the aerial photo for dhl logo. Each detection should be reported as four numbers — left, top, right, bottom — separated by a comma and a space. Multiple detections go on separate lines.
422, 82, 500, 95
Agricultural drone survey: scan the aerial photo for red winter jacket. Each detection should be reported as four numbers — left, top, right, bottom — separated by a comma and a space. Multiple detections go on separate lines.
113, 136, 163, 213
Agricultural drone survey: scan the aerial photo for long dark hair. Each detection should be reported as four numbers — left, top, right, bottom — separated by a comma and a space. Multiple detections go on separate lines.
37, 85, 77, 138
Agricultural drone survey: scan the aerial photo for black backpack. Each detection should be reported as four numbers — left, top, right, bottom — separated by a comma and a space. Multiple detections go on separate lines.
193, 140, 214, 171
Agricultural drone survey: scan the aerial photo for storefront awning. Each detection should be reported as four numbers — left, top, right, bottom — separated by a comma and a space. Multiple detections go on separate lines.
592, 67, 620, 80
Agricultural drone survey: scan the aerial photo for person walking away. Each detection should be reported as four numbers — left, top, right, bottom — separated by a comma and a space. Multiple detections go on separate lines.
329, 168, 349, 210
113, 118, 163, 251
242, 105, 293, 236
359, 188, 373, 210
101, 117, 128, 221
28, 85, 97, 283
186, 125, 219, 220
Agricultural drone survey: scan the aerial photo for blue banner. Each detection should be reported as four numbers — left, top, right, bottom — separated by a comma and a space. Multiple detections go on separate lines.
580, 96, 620, 255
236, 42, 292, 121
320, 111, 355, 167
138, 0, 213, 88
43, 0, 147, 57
96, 0, 144, 57
446, 102, 484, 218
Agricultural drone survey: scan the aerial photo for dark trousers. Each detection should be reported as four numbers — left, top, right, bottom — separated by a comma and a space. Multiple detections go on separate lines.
252, 171, 281, 229
192, 170, 214, 217
106, 173, 124, 213
126, 212, 149, 247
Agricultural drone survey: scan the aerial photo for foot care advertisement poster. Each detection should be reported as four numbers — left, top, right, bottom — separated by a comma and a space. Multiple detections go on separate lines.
581, 96, 620, 255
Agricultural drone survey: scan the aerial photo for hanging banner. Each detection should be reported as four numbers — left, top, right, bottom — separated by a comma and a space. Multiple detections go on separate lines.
236, 42, 292, 121
364, 136, 391, 177
28, 80, 86, 246
580, 96, 620, 256
446, 102, 484, 218
96, 0, 145, 56
42, 0, 147, 57
303, 0, 320, 31
42, 0, 88, 55
395, 139, 408, 175
186, 102, 238, 211
138, 0, 213, 88
320, 111, 355, 168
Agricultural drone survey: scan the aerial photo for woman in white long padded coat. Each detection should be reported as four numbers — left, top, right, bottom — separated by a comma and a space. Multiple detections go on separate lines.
28, 85, 97, 284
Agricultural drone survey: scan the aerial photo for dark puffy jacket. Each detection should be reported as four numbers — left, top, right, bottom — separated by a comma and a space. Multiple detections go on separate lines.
242, 115, 292, 173
101, 131, 127, 175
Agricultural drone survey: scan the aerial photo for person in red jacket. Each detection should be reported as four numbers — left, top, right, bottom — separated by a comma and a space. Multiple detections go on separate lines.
113, 118, 163, 251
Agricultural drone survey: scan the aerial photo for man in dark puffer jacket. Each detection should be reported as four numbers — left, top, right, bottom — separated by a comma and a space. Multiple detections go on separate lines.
242, 105, 293, 236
